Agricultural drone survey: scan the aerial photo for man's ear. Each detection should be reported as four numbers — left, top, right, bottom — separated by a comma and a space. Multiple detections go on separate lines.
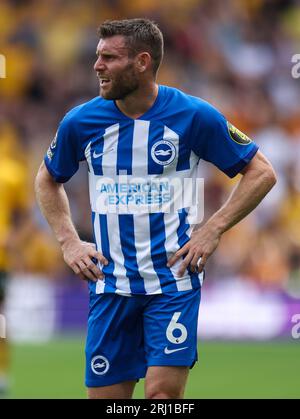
136, 52, 152, 73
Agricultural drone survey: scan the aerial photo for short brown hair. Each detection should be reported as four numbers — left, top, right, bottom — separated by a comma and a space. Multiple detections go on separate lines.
98, 18, 164, 75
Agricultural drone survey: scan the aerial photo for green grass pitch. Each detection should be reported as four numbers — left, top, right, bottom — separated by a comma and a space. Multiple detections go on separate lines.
8, 338, 300, 399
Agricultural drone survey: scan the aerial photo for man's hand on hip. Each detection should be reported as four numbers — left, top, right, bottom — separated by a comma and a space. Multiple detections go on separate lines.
61, 239, 108, 282
167, 223, 221, 277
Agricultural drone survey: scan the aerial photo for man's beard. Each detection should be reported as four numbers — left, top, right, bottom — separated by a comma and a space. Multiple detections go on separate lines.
99, 63, 139, 100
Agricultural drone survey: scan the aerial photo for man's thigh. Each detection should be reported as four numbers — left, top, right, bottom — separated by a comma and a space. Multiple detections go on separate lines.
85, 293, 147, 389
143, 288, 201, 369
87, 380, 137, 399
145, 366, 189, 399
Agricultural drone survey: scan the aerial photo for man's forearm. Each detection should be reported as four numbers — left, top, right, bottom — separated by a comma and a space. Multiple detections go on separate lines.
35, 163, 106, 281
205, 164, 276, 236
35, 168, 80, 247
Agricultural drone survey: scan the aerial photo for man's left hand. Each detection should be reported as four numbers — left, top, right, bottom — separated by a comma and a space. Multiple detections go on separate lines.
167, 223, 221, 277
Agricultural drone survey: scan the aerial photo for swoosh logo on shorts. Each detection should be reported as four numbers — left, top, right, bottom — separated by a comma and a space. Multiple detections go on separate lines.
164, 346, 188, 355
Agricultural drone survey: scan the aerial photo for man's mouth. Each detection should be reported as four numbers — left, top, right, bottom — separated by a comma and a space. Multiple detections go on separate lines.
99, 77, 111, 87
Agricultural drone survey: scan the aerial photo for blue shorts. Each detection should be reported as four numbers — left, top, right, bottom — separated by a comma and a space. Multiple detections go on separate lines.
85, 288, 201, 387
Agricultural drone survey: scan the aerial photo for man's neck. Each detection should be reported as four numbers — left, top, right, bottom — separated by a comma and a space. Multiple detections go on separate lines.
116, 82, 158, 119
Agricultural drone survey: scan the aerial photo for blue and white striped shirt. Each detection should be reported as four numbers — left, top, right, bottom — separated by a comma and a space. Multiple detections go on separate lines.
45, 85, 258, 295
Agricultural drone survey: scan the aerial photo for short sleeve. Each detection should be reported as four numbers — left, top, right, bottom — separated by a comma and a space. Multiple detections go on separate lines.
190, 101, 258, 178
44, 112, 84, 183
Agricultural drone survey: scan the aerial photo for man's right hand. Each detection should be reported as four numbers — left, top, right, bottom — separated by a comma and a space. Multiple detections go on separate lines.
61, 238, 108, 282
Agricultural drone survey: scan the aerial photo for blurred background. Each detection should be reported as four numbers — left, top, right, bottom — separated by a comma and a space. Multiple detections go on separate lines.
0, 0, 300, 399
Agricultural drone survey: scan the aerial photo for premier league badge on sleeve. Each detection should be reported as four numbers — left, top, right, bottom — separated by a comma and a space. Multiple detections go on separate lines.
50, 131, 58, 150
227, 122, 252, 145
47, 131, 58, 161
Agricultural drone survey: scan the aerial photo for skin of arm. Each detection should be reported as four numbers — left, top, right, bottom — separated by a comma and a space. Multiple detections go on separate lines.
167, 150, 277, 276
35, 161, 108, 282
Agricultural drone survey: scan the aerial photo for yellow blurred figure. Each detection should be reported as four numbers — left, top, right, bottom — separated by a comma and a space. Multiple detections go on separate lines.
0, 123, 29, 396
279, 187, 300, 247
0, 45, 34, 99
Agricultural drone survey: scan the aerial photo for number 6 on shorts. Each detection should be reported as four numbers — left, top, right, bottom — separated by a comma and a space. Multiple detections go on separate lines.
166, 312, 188, 344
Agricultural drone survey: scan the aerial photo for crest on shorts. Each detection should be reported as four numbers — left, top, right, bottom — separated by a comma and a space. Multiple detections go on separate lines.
91, 355, 110, 375
227, 122, 252, 145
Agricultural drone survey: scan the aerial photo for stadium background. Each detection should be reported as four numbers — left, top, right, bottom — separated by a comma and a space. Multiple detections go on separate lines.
0, 0, 300, 398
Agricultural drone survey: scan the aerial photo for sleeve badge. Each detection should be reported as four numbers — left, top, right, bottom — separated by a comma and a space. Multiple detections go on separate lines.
227, 122, 252, 145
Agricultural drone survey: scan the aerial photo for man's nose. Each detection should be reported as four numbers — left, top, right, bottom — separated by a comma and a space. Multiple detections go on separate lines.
94, 57, 105, 72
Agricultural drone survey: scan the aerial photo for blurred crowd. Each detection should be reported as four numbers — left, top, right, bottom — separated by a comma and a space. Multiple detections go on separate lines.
1, 0, 300, 292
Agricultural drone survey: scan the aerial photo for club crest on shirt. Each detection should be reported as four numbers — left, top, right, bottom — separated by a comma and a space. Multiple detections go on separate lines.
151, 140, 176, 166
227, 122, 252, 145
